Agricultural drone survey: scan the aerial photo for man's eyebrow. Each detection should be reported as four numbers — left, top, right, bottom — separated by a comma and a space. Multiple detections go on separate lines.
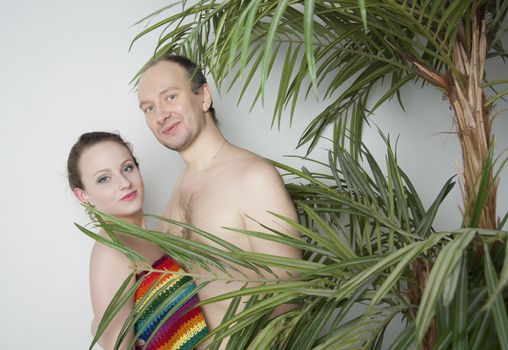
138, 100, 149, 109
138, 87, 180, 109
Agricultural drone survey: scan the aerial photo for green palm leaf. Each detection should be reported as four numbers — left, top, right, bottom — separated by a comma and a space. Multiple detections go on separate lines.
79, 121, 508, 349
484, 243, 508, 350
415, 230, 475, 345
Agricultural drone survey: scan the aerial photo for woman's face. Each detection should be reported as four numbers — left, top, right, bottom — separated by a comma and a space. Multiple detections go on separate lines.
73, 141, 144, 220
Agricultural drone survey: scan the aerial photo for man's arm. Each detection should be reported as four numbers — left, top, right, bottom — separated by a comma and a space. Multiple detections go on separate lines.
240, 160, 302, 276
237, 160, 302, 319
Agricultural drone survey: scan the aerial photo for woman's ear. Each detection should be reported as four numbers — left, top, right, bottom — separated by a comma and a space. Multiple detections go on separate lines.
73, 187, 91, 204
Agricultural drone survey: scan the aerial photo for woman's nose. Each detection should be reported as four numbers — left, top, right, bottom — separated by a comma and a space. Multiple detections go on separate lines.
118, 175, 132, 189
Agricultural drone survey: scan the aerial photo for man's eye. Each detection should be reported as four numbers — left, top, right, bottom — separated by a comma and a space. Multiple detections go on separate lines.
143, 105, 154, 113
167, 94, 176, 101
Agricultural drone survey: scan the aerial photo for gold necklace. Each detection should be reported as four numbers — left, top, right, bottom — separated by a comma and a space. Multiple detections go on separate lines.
202, 139, 227, 172
181, 139, 227, 219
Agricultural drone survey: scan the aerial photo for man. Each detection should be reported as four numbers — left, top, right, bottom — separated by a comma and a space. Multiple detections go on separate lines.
137, 54, 302, 347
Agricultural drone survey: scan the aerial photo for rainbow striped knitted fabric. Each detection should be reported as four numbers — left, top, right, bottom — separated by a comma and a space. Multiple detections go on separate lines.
134, 255, 208, 350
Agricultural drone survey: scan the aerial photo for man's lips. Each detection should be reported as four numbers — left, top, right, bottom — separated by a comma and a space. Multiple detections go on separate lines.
121, 191, 137, 201
162, 121, 180, 135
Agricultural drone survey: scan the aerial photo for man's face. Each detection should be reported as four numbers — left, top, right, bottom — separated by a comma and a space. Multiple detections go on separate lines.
137, 61, 209, 151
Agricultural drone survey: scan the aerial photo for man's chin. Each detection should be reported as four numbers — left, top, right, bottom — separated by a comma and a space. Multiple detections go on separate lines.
161, 141, 185, 152
159, 139, 190, 152
155, 136, 179, 151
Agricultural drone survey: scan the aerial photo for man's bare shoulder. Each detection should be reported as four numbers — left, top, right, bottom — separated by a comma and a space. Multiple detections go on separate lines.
223, 145, 293, 206
225, 145, 281, 182
223, 145, 299, 237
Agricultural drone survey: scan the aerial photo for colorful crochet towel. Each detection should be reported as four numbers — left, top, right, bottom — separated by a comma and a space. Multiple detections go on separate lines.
134, 255, 208, 350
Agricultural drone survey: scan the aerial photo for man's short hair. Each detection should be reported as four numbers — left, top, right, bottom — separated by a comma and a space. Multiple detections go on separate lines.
142, 54, 217, 123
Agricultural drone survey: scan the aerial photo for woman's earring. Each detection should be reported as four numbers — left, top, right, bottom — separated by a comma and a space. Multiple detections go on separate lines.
85, 202, 96, 222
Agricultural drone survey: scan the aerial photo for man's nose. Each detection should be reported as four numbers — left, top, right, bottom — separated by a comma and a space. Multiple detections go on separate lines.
157, 103, 172, 123
157, 112, 169, 124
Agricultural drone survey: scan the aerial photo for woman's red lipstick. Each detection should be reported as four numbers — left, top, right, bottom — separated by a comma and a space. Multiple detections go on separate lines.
121, 191, 137, 201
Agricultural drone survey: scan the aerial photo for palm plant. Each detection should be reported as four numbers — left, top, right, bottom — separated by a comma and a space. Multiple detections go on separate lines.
132, 0, 507, 229
78, 1, 508, 349
82, 136, 507, 349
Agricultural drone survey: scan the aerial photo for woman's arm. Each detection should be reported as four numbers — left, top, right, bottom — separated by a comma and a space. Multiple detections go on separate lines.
89, 239, 136, 350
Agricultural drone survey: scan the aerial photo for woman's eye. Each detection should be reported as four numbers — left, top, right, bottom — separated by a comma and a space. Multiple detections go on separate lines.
167, 94, 176, 101
143, 105, 154, 113
97, 176, 109, 184
123, 164, 134, 173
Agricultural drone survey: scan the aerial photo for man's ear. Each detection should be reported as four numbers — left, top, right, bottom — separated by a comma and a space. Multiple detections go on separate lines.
73, 187, 91, 204
200, 84, 213, 112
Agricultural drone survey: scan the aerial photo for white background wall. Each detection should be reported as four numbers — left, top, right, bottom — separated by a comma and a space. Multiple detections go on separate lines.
0, 1, 506, 349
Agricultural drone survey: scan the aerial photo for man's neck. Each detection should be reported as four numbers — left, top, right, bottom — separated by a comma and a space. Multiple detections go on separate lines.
181, 121, 226, 172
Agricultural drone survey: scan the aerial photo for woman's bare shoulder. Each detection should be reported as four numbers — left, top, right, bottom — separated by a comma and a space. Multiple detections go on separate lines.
89, 231, 133, 276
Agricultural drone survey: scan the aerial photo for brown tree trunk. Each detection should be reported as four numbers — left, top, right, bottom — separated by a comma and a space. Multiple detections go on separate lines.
408, 11, 499, 350
412, 14, 497, 230
448, 15, 497, 229
408, 257, 436, 350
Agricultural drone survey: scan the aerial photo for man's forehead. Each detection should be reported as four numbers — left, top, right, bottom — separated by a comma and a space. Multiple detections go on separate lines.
144, 61, 188, 78
139, 62, 190, 88
138, 67, 194, 102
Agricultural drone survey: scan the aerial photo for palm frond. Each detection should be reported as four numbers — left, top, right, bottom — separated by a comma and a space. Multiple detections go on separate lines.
130, 0, 506, 156
80, 135, 497, 348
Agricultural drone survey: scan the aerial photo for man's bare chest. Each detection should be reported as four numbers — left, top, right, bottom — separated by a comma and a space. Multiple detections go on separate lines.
172, 181, 245, 237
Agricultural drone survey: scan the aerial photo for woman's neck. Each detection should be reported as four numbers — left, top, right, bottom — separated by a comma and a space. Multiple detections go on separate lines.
117, 211, 146, 228
103, 210, 163, 262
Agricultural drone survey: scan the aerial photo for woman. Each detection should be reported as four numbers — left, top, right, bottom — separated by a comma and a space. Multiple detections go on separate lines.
67, 131, 208, 350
